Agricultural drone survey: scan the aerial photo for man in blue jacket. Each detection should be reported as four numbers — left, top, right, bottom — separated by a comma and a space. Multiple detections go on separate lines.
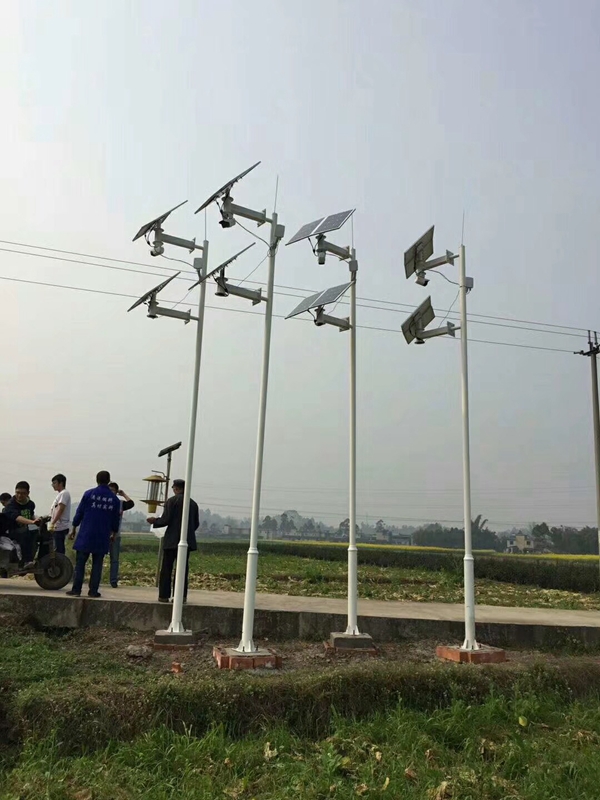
67, 471, 121, 598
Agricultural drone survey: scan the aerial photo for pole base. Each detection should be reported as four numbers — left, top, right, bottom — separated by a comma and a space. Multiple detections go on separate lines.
154, 629, 200, 650
328, 631, 377, 654
436, 644, 506, 664
213, 646, 282, 670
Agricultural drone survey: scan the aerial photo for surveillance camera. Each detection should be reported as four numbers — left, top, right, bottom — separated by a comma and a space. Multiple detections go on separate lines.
150, 243, 165, 257
415, 337, 425, 345
416, 272, 429, 287
219, 213, 236, 229
317, 251, 326, 266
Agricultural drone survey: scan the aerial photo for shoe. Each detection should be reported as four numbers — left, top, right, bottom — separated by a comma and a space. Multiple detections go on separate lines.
23, 561, 36, 570
110, 582, 118, 588
88, 591, 101, 598
66, 589, 81, 597
158, 597, 170, 603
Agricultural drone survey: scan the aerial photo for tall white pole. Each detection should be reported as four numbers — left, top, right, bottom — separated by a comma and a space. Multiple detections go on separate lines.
169, 242, 208, 634
590, 345, 600, 574
346, 272, 359, 635
458, 244, 478, 651
237, 214, 281, 653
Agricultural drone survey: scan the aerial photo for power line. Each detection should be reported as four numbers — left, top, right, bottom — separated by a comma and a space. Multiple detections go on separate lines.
0, 245, 583, 343
0, 238, 591, 336
0, 273, 576, 355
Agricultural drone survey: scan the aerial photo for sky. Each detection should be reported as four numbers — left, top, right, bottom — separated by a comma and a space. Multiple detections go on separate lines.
1, 0, 599, 529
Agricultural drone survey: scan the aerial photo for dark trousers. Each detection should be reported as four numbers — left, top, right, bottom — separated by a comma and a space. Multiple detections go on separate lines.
54, 530, 67, 555
72, 551, 104, 594
13, 529, 35, 563
159, 548, 190, 601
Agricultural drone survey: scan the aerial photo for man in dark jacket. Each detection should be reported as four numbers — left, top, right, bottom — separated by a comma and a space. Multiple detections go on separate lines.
147, 479, 199, 603
67, 471, 121, 598
3, 481, 42, 567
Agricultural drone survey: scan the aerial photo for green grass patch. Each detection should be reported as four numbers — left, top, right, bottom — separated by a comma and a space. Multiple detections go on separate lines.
110, 545, 600, 611
3, 675, 600, 798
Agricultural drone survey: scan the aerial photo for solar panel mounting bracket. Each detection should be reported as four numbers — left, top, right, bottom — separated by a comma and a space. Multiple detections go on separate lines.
415, 322, 457, 344
222, 197, 270, 228
314, 307, 351, 332
315, 235, 352, 265
216, 279, 264, 306
154, 229, 203, 255
151, 305, 195, 324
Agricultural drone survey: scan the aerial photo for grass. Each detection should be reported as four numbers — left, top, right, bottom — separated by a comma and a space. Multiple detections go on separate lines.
3, 616, 600, 798
112, 546, 600, 611
3, 693, 600, 799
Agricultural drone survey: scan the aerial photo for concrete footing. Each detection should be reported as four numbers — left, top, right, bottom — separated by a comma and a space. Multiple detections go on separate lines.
328, 631, 377, 654
154, 629, 201, 649
213, 645, 283, 670
436, 644, 507, 664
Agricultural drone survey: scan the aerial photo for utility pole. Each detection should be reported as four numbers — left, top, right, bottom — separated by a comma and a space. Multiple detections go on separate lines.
285, 210, 373, 651
576, 331, 600, 572
194, 162, 286, 663
401, 227, 504, 662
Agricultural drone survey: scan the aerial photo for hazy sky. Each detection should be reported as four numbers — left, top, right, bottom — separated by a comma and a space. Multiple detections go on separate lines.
1, 0, 599, 529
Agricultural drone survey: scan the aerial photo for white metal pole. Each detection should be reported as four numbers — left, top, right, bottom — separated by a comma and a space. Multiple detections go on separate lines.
168, 241, 208, 634
458, 244, 478, 651
346, 272, 359, 635
237, 214, 281, 653
590, 346, 600, 574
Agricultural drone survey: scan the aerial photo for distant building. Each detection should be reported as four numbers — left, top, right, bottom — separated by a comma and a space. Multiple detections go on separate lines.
505, 532, 534, 554
223, 524, 250, 539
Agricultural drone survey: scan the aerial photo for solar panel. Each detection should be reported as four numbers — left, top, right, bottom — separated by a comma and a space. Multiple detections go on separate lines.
401, 296, 435, 344
286, 218, 324, 246
127, 272, 181, 312
404, 225, 434, 279
132, 201, 188, 242
286, 282, 352, 319
189, 242, 256, 289
311, 209, 355, 237
194, 162, 261, 214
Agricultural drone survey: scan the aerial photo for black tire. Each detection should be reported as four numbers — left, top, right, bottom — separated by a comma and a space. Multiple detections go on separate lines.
34, 553, 74, 590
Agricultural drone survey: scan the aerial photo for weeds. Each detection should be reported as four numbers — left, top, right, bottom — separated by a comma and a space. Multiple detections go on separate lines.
4, 693, 600, 799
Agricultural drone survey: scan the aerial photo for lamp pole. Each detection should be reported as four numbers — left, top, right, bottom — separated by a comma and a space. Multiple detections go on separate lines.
458, 244, 478, 650
347, 266, 359, 635
237, 213, 282, 653
285, 214, 372, 649
402, 228, 481, 653
168, 243, 208, 634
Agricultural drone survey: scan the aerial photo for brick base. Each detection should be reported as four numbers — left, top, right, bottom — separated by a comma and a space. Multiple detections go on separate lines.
436, 644, 507, 664
213, 645, 283, 670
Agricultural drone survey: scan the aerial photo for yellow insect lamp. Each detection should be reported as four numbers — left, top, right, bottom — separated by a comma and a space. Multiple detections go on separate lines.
142, 473, 167, 514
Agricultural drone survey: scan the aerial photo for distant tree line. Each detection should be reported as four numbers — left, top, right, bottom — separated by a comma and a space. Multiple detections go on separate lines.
123, 502, 599, 555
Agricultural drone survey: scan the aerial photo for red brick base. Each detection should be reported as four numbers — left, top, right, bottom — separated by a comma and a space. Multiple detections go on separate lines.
436, 644, 507, 664
213, 645, 283, 670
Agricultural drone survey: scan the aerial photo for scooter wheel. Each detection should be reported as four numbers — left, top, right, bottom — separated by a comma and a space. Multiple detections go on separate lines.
34, 553, 74, 590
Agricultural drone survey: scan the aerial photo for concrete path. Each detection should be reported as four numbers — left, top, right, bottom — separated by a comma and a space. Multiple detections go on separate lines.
1, 579, 599, 628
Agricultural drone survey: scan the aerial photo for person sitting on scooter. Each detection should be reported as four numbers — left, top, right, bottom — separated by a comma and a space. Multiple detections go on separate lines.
3, 481, 43, 567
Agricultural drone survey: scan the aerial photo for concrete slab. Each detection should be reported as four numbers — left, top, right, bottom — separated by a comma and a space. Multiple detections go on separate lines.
329, 631, 375, 651
1, 579, 600, 650
154, 629, 201, 649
